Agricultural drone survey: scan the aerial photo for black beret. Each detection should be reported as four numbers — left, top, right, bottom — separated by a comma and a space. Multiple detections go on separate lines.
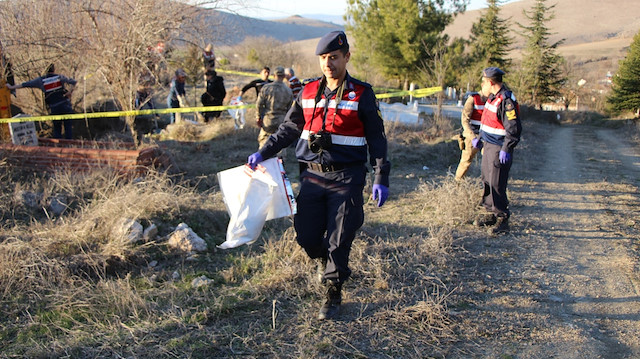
482, 67, 506, 78
315, 31, 349, 55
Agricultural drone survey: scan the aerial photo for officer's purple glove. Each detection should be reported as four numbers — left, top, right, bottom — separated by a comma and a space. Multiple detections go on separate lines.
372, 184, 389, 207
471, 137, 483, 149
499, 150, 511, 164
247, 152, 263, 170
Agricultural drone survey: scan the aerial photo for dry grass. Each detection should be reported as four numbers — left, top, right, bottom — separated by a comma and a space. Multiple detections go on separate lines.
0, 116, 509, 358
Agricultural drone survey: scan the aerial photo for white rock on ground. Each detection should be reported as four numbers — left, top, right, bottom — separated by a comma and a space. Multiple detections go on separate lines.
143, 223, 158, 242
191, 275, 213, 288
167, 222, 208, 253
114, 218, 144, 244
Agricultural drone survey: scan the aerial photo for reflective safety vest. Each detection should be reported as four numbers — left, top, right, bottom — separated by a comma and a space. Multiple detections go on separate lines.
299, 79, 366, 147
480, 90, 520, 147
480, 94, 507, 137
469, 92, 484, 131
42, 74, 67, 108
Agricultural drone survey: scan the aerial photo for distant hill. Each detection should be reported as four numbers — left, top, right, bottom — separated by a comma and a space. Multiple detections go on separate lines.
446, 0, 640, 47
204, 2, 637, 80
204, 11, 344, 45
443, 0, 640, 80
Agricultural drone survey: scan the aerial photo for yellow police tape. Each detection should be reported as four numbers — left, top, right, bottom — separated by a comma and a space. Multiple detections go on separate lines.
0, 86, 442, 124
216, 69, 263, 78
0, 103, 255, 124
375, 86, 442, 99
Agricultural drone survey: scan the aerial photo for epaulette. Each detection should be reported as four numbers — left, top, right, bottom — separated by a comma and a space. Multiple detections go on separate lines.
347, 76, 372, 89
302, 76, 321, 85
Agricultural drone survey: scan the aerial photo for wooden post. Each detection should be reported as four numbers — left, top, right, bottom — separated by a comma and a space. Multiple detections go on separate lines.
0, 42, 12, 142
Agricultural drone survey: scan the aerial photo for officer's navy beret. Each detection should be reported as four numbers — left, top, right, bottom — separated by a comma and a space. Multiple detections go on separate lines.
315, 31, 349, 55
482, 67, 506, 78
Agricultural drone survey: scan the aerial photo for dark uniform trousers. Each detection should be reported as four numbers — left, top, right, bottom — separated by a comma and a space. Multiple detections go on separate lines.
49, 101, 74, 140
481, 142, 512, 218
294, 165, 366, 284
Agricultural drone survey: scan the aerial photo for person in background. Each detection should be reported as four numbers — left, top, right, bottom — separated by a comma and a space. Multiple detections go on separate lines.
201, 69, 226, 122
6, 63, 76, 139
134, 69, 159, 141
247, 31, 390, 321
166, 68, 188, 124
471, 67, 522, 235
239, 66, 272, 101
454, 90, 485, 180
256, 66, 292, 148
203, 43, 216, 72
284, 67, 302, 98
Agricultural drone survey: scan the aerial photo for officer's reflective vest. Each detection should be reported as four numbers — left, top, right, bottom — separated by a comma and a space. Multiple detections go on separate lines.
469, 92, 484, 132
42, 74, 67, 108
299, 79, 366, 147
480, 91, 518, 146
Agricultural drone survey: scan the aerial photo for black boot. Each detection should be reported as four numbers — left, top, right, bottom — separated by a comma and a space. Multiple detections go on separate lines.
318, 282, 342, 320
491, 216, 509, 234
316, 257, 327, 284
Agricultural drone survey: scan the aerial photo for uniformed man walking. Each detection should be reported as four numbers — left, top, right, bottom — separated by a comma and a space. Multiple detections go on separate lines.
6, 64, 76, 139
455, 90, 485, 180
255, 66, 292, 148
247, 31, 390, 320
472, 67, 522, 234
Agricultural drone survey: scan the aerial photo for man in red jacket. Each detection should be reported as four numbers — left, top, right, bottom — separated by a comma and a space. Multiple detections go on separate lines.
247, 31, 390, 320
455, 91, 485, 180
472, 67, 522, 234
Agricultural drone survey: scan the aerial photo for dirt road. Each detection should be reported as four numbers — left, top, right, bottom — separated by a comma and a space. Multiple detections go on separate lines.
451, 122, 640, 358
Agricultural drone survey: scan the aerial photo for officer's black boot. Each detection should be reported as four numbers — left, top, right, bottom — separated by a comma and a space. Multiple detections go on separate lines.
318, 281, 342, 320
316, 257, 327, 283
491, 216, 509, 235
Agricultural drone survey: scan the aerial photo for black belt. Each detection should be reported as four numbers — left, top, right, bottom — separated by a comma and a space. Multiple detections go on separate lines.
305, 162, 353, 173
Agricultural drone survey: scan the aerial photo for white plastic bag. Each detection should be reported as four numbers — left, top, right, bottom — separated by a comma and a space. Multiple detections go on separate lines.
227, 96, 246, 129
217, 157, 296, 249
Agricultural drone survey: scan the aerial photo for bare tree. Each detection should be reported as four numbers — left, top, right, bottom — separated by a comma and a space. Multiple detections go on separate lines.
420, 40, 454, 136
0, 0, 224, 145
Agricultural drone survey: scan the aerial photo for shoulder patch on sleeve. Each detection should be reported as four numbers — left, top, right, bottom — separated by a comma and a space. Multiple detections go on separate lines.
506, 109, 517, 120
505, 99, 515, 111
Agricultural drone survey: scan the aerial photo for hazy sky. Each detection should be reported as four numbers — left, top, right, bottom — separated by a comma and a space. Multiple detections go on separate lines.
229, 0, 520, 19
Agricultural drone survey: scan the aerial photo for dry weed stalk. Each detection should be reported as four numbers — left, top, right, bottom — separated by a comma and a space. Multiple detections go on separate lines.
417, 176, 482, 226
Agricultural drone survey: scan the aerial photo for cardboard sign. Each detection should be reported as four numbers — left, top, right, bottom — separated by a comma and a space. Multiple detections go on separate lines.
9, 115, 38, 146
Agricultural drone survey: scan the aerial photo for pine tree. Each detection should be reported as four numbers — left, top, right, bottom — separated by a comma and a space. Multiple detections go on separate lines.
518, 0, 566, 109
345, 0, 466, 89
607, 30, 640, 114
468, 0, 513, 77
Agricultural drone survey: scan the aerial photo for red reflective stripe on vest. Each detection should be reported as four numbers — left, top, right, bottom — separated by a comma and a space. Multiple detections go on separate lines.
43, 76, 62, 93
471, 93, 484, 122
300, 80, 366, 137
480, 95, 506, 135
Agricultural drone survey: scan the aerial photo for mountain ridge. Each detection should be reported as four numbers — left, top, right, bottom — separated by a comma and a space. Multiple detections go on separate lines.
204, 10, 344, 46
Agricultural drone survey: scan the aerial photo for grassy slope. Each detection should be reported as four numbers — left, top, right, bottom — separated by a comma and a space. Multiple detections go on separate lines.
1, 110, 637, 357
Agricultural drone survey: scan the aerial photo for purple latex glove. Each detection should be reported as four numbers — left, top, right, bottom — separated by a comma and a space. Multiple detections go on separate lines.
499, 150, 511, 164
471, 137, 483, 149
372, 184, 389, 207
247, 152, 263, 170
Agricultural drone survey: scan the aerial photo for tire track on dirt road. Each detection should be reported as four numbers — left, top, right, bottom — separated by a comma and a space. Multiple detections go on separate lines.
451, 123, 640, 358
514, 125, 640, 358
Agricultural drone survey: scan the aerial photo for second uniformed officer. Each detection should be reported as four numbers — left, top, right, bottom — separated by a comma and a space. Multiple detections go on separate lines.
247, 31, 390, 320
472, 67, 522, 234
454, 90, 485, 180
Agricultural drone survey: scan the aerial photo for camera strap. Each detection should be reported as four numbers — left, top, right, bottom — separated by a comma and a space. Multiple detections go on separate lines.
310, 76, 345, 133
309, 77, 326, 133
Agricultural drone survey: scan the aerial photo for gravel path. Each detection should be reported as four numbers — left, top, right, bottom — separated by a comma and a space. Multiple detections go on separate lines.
450, 122, 640, 358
